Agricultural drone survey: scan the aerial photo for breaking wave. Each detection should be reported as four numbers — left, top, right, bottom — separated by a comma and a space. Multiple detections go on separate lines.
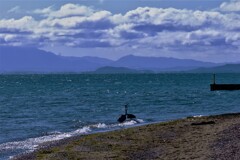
1, 119, 144, 159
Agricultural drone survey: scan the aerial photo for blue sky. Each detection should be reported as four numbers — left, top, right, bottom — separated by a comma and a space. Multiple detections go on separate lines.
1, 0, 240, 62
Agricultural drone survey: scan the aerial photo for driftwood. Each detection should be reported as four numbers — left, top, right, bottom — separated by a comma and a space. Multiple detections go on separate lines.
191, 121, 215, 126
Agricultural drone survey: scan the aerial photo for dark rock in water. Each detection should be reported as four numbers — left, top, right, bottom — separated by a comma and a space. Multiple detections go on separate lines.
118, 104, 137, 123
118, 115, 126, 123
127, 114, 136, 119
118, 114, 136, 123
191, 121, 215, 126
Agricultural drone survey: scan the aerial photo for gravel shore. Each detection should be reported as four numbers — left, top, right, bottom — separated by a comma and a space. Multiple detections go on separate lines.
13, 113, 240, 160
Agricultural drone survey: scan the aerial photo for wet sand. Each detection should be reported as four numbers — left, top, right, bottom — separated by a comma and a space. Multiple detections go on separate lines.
13, 113, 240, 160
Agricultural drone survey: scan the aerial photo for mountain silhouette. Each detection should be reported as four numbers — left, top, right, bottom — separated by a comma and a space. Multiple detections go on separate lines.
192, 64, 240, 73
112, 55, 218, 71
0, 46, 112, 73
0, 46, 220, 73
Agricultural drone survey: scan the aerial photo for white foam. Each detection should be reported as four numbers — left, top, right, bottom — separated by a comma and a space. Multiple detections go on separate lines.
0, 126, 92, 153
72, 126, 91, 134
118, 120, 137, 126
136, 119, 144, 123
0, 133, 70, 151
46, 131, 62, 135
91, 123, 107, 129
193, 115, 203, 118
109, 118, 144, 128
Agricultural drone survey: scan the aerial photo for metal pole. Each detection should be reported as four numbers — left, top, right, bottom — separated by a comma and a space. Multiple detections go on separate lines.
125, 104, 128, 115
213, 74, 216, 84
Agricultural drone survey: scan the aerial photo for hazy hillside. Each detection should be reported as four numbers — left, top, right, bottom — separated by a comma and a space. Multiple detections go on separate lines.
0, 46, 221, 73
0, 46, 112, 73
112, 55, 218, 71
192, 64, 240, 73
91, 66, 153, 74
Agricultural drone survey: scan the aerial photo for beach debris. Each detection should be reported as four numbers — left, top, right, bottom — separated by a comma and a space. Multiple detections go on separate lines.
118, 104, 136, 123
191, 121, 215, 126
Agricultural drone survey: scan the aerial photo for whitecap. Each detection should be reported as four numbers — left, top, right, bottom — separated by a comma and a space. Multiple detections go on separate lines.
0, 126, 92, 154
91, 123, 107, 129
135, 119, 144, 123
193, 115, 203, 118
72, 126, 91, 134
118, 120, 137, 126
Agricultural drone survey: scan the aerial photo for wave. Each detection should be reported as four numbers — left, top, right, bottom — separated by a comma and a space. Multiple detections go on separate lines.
1, 119, 144, 159
193, 115, 204, 118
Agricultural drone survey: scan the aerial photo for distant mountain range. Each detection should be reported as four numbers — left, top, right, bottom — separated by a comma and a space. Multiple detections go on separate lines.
0, 46, 112, 73
0, 46, 227, 73
112, 55, 219, 71
192, 64, 240, 73
89, 66, 153, 74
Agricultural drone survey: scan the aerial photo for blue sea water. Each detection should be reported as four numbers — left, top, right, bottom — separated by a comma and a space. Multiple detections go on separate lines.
1, 73, 240, 159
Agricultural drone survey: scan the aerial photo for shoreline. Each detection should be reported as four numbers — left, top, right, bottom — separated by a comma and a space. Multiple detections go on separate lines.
13, 112, 240, 160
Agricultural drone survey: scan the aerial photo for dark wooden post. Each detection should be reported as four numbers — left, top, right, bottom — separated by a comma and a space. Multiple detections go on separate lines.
213, 74, 216, 84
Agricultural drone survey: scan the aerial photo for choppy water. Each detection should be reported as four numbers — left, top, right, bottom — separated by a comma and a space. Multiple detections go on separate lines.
1, 73, 240, 159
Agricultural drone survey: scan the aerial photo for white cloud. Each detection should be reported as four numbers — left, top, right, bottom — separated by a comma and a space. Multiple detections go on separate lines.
1, 3, 240, 57
33, 6, 53, 15
35, 3, 94, 18
0, 16, 37, 32
220, 0, 240, 12
38, 6, 112, 29
8, 6, 21, 13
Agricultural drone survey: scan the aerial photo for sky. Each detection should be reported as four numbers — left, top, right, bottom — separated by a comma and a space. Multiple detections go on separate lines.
0, 0, 240, 62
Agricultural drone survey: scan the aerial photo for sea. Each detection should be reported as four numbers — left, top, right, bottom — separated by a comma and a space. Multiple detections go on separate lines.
1, 73, 240, 159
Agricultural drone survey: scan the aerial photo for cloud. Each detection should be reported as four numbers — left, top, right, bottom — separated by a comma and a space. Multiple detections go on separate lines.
8, 6, 21, 13
1, 3, 240, 53
0, 16, 36, 33
34, 4, 94, 18
66, 40, 112, 48
39, 10, 112, 29
33, 6, 53, 15
220, 0, 240, 12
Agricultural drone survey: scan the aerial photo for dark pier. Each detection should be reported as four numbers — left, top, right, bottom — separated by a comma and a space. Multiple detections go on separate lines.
210, 84, 240, 91
210, 74, 240, 91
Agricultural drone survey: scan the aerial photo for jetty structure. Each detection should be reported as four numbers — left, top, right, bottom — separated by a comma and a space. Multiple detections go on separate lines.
210, 74, 240, 91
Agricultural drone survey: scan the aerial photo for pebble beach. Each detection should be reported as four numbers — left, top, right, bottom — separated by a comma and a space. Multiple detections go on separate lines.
13, 113, 240, 160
